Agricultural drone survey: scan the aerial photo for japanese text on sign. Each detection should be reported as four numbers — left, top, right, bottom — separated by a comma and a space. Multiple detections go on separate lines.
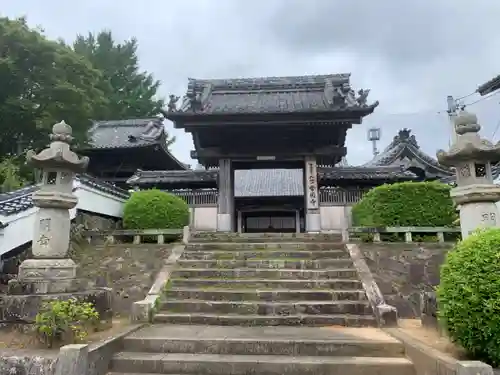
305, 160, 319, 209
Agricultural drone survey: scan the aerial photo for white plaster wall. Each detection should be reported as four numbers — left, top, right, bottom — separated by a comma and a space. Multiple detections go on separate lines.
320, 205, 351, 232
0, 184, 126, 257
192, 206, 217, 231
74, 183, 125, 218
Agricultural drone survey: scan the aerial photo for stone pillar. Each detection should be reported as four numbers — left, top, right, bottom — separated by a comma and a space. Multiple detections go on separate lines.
217, 158, 234, 232
437, 110, 500, 239
304, 156, 321, 232
17, 121, 89, 294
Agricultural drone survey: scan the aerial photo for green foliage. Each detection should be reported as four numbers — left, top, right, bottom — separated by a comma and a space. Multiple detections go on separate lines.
34, 298, 99, 348
0, 17, 108, 155
0, 156, 26, 192
352, 181, 456, 227
437, 228, 500, 366
73, 31, 174, 144
123, 189, 189, 230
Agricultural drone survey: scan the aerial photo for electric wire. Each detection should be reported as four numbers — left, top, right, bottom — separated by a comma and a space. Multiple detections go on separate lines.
455, 91, 477, 101
463, 90, 500, 107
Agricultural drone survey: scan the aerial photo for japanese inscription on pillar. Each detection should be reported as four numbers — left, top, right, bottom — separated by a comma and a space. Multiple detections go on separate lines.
305, 159, 319, 210
481, 212, 497, 225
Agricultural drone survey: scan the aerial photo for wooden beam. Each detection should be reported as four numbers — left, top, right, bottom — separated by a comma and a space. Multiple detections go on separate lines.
191, 146, 347, 160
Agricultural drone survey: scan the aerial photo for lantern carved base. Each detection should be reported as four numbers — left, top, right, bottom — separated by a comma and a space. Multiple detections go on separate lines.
15, 258, 78, 294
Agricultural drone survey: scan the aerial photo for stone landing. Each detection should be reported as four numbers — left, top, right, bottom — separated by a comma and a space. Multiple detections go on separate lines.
108, 324, 414, 375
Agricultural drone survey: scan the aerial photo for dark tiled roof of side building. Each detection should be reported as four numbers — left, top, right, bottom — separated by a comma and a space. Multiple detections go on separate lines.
127, 166, 416, 197
87, 117, 188, 170
364, 128, 453, 179
168, 74, 379, 115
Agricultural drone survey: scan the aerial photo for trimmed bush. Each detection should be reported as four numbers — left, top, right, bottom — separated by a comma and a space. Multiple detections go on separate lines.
437, 228, 500, 366
123, 189, 189, 230
352, 181, 456, 227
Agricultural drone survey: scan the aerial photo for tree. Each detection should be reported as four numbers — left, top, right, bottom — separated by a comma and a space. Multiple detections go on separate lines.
0, 17, 108, 156
0, 156, 26, 192
73, 31, 166, 121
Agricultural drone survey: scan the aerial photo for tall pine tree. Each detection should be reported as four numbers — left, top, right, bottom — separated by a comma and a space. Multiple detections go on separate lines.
73, 31, 166, 121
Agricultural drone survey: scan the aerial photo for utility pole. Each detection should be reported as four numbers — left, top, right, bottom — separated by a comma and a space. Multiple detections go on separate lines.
447, 95, 459, 146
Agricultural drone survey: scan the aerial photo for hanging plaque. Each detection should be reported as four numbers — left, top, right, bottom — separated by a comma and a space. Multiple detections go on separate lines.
305, 160, 319, 209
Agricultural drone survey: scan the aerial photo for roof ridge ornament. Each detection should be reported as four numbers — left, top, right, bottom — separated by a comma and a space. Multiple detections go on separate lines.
392, 128, 419, 148
330, 82, 379, 109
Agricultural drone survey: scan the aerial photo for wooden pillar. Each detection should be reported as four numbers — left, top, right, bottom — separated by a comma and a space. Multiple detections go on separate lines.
304, 156, 321, 232
295, 209, 300, 233
237, 210, 243, 233
217, 158, 234, 231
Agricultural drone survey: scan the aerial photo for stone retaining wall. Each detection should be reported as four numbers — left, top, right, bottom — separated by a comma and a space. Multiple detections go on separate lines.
360, 243, 452, 318
74, 244, 172, 315
1, 211, 173, 315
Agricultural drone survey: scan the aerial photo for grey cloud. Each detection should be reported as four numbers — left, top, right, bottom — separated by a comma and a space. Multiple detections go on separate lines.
3, 0, 500, 166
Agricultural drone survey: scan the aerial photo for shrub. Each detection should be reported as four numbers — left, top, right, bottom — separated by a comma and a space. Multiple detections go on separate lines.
351, 181, 457, 241
35, 298, 99, 348
123, 189, 189, 230
437, 228, 500, 366
352, 181, 456, 227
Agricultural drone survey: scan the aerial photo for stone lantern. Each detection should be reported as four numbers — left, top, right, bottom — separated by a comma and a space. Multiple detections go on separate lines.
18, 120, 89, 294
436, 110, 500, 239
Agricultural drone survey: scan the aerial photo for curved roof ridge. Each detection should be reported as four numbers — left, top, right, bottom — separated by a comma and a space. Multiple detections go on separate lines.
363, 128, 453, 176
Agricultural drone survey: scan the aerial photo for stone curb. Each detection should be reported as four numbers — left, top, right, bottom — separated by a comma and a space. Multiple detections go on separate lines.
131, 244, 185, 322
346, 243, 398, 327
384, 328, 493, 375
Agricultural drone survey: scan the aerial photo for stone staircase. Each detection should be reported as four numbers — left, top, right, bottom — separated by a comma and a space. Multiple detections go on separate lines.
108, 233, 415, 375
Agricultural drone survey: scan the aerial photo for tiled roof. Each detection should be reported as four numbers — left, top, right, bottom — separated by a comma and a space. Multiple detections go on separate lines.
477, 74, 500, 96
88, 118, 166, 149
87, 117, 187, 170
0, 175, 129, 217
0, 185, 39, 216
318, 166, 416, 180
127, 166, 417, 196
168, 74, 379, 115
127, 169, 218, 185
364, 129, 453, 178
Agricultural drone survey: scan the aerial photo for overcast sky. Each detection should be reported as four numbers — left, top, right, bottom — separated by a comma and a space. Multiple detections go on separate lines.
3, 0, 500, 166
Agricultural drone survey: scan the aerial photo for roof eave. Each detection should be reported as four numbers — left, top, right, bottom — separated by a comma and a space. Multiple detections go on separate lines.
166, 105, 378, 128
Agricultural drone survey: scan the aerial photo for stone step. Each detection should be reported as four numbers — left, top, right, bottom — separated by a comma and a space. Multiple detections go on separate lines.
190, 233, 343, 243
165, 288, 367, 302
185, 242, 346, 250
176, 258, 353, 269
171, 268, 359, 280
181, 249, 349, 260
123, 325, 403, 357
170, 278, 363, 290
160, 299, 372, 315
153, 312, 378, 327
111, 352, 413, 375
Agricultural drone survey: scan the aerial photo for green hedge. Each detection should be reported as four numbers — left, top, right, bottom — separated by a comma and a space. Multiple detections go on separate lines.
123, 189, 189, 230
437, 228, 500, 366
352, 181, 456, 227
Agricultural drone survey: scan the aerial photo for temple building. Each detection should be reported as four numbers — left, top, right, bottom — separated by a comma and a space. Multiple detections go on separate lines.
363, 128, 454, 180
126, 74, 435, 233
75, 74, 457, 233
79, 118, 187, 187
